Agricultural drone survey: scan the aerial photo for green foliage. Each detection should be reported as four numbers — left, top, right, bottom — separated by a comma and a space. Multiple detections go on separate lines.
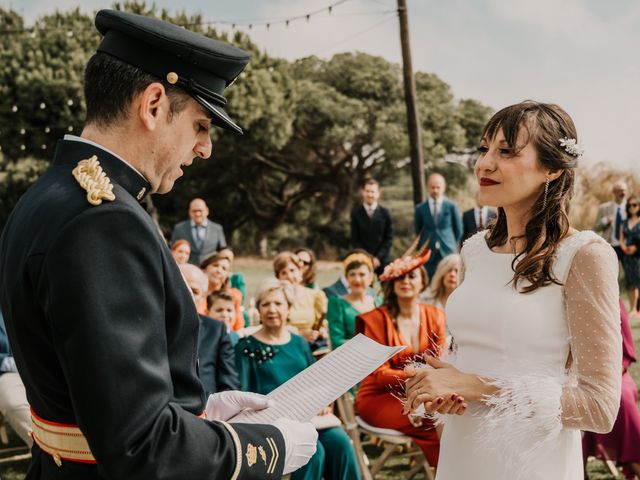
0, 155, 49, 226
0, 8, 94, 159
456, 98, 494, 148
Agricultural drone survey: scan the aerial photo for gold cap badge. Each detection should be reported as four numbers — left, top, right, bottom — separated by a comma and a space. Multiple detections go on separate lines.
72, 156, 115, 206
166, 72, 179, 84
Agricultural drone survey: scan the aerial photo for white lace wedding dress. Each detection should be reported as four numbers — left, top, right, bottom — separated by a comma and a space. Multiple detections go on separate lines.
436, 231, 622, 479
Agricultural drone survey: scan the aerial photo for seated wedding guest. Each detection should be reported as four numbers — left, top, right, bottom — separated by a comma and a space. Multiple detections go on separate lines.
420, 254, 461, 310
0, 310, 32, 447
236, 279, 360, 480
327, 251, 377, 349
273, 252, 328, 349
218, 246, 247, 301
179, 264, 239, 395
295, 247, 318, 289
620, 194, 640, 318
323, 249, 377, 299
355, 246, 446, 468
420, 254, 460, 350
207, 290, 240, 347
171, 239, 192, 265
583, 300, 640, 479
200, 251, 244, 330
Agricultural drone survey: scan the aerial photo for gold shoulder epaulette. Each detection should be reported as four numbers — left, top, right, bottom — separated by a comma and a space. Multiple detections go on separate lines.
72, 156, 116, 206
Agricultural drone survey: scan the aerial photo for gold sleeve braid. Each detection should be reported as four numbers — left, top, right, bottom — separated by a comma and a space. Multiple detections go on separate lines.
72, 156, 116, 206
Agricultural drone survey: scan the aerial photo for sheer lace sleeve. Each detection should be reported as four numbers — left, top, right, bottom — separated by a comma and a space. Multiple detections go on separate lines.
560, 240, 622, 433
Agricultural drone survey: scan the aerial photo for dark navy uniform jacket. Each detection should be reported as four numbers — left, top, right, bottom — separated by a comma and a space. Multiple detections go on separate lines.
0, 139, 284, 480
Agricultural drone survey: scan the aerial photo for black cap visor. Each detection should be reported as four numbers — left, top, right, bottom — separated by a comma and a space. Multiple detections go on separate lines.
194, 95, 243, 135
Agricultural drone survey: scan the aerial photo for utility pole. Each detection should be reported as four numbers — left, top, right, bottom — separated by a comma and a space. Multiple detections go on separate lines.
397, 0, 425, 206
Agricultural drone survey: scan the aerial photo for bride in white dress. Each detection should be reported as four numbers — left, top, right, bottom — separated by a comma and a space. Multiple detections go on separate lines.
404, 101, 622, 479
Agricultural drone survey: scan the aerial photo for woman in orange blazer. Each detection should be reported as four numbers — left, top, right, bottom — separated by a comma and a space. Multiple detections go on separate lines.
355, 248, 446, 468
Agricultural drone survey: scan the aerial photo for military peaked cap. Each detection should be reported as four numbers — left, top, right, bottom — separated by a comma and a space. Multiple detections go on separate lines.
95, 9, 250, 134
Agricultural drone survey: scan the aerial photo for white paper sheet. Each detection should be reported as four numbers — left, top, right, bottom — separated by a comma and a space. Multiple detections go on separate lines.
230, 333, 406, 423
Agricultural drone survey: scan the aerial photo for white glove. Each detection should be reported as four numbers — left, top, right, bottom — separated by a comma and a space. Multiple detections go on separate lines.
273, 418, 318, 475
205, 391, 272, 422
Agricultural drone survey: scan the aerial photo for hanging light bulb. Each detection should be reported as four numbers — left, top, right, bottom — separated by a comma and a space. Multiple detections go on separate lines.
67, 30, 74, 37
266, 23, 270, 30
20, 145, 26, 151
286, 19, 290, 27
11, 106, 18, 113
45, 127, 51, 133
19, 128, 26, 135
329, 6, 333, 14
67, 99, 74, 106
68, 126, 74, 132
40, 102, 46, 109
41, 144, 47, 150
306, 14, 310, 22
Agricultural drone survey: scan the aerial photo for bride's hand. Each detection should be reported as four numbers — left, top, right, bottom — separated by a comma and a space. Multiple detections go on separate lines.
422, 393, 467, 416
404, 356, 479, 414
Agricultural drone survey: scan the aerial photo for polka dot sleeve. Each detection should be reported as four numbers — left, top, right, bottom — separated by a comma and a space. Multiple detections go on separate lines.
560, 240, 622, 433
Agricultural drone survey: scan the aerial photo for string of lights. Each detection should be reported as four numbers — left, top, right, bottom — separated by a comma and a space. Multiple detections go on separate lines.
0, 0, 396, 36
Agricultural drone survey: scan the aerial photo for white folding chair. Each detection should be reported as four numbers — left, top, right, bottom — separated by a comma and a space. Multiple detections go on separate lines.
336, 393, 435, 480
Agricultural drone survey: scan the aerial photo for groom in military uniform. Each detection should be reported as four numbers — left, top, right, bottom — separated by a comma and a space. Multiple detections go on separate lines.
0, 10, 316, 480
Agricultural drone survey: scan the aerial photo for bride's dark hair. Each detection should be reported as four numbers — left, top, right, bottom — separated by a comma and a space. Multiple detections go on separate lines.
484, 101, 579, 293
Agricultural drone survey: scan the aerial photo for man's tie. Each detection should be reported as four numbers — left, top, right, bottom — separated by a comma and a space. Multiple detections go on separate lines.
478, 209, 484, 229
433, 202, 439, 225
614, 206, 623, 240
194, 225, 205, 249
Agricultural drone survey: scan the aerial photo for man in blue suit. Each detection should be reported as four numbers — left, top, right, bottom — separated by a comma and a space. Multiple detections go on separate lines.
414, 173, 463, 278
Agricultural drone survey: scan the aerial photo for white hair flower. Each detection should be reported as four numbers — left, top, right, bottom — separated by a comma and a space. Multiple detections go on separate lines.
559, 137, 584, 158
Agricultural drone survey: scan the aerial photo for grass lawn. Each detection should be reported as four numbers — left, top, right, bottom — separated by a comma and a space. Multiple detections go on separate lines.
2, 259, 638, 479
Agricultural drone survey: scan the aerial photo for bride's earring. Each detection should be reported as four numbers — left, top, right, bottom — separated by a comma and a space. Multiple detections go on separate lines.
542, 178, 550, 209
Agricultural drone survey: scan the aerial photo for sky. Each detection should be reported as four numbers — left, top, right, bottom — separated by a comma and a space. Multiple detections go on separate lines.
5, 0, 639, 169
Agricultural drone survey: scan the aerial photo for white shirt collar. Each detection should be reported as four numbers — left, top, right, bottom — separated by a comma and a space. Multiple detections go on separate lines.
64, 135, 148, 182
364, 202, 378, 212
190, 219, 208, 228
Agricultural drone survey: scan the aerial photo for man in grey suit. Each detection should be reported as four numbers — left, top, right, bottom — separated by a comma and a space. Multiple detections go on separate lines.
594, 180, 628, 260
414, 173, 463, 278
171, 198, 227, 265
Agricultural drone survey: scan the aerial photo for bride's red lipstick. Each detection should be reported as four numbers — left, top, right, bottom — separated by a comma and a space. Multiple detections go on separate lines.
480, 177, 500, 186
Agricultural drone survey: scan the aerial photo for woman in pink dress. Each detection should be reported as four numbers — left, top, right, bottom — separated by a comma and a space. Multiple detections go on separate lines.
582, 300, 640, 478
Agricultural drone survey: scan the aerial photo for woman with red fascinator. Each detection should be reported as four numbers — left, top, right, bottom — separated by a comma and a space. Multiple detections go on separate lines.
355, 242, 448, 468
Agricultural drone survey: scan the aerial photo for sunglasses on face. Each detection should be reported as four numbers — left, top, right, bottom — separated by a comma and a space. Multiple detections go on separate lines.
629, 203, 639, 208
299, 260, 311, 266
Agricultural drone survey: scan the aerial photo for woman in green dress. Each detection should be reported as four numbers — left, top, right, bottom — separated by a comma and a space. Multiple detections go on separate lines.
235, 279, 360, 480
327, 251, 377, 349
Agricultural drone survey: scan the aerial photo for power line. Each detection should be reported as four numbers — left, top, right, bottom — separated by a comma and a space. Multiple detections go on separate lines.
311, 13, 396, 55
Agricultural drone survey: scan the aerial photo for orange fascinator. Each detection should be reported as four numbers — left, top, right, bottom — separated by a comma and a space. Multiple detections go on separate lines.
378, 236, 432, 282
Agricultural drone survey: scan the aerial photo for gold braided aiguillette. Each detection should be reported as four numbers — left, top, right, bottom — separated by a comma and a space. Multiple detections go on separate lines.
72, 156, 116, 206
